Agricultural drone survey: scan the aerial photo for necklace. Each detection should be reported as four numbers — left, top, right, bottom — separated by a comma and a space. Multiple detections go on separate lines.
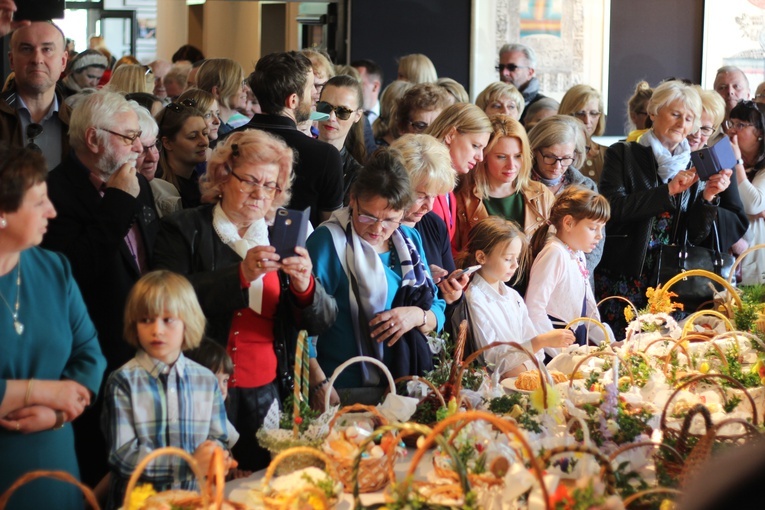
0, 258, 23, 335
561, 240, 589, 281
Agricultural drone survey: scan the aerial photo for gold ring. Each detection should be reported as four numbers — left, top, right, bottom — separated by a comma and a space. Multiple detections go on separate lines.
300, 267, 307, 273
256, 260, 262, 269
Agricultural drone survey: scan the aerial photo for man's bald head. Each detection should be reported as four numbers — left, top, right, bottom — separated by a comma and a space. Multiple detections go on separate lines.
11, 21, 66, 50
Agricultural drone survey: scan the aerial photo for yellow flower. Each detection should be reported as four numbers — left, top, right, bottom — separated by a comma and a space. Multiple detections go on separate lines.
660, 499, 676, 510
624, 306, 635, 323
126, 483, 156, 510
530, 384, 560, 413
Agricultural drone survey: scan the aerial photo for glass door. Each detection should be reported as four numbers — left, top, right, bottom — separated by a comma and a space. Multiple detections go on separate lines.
97, 10, 137, 59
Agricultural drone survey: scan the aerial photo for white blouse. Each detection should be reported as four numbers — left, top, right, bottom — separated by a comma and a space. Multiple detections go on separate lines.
738, 168, 765, 284
526, 237, 608, 358
465, 272, 543, 374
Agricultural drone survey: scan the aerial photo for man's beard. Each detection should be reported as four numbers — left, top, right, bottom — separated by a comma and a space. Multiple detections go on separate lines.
295, 99, 312, 124
96, 143, 137, 178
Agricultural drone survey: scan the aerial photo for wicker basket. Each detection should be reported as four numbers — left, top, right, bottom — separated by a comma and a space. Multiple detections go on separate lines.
410, 410, 550, 507
324, 403, 396, 493
387, 375, 447, 448
0, 470, 100, 510
322, 355, 397, 412
538, 443, 618, 496
660, 268, 742, 313
260, 446, 339, 510
622, 487, 683, 508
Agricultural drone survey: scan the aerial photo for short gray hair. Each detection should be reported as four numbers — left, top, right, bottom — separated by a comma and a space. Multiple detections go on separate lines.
69, 90, 137, 152
499, 43, 536, 68
715, 65, 750, 89
132, 102, 159, 140
648, 80, 702, 132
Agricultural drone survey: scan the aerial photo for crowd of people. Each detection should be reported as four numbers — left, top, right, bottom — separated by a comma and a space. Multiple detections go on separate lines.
1, 2, 764, 508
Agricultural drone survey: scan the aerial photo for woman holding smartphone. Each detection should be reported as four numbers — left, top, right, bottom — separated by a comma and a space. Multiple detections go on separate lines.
152, 129, 336, 471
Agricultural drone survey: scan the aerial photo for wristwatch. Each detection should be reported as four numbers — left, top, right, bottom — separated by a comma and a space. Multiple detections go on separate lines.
736, 158, 745, 166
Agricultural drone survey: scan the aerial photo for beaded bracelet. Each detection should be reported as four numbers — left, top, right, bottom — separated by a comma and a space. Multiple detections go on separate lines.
311, 377, 330, 393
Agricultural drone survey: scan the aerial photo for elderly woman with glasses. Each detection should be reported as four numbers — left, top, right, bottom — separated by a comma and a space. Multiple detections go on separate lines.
729, 100, 765, 284
306, 148, 446, 405
596, 81, 748, 336
152, 129, 337, 471
687, 87, 726, 151
396, 83, 451, 138
558, 84, 608, 183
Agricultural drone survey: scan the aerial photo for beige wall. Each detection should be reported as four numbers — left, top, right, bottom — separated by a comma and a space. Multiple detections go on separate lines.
156, 1, 188, 62
202, 1, 261, 73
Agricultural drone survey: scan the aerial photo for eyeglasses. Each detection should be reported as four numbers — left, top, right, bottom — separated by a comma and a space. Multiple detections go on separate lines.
141, 139, 160, 154
724, 120, 754, 131
697, 126, 715, 136
574, 110, 602, 119
539, 151, 575, 167
355, 210, 401, 230
229, 169, 281, 198
316, 101, 356, 121
495, 63, 528, 73
98, 128, 142, 146
415, 192, 437, 204
26, 123, 43, 153
406, 119, 429, 133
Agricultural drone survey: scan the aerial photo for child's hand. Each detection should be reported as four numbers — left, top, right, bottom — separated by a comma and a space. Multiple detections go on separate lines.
538, 329, 576, 349
193, 441, 237, 477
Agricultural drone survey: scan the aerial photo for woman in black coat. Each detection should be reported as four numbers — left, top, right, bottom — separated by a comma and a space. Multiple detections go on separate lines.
595, 80, 747, 337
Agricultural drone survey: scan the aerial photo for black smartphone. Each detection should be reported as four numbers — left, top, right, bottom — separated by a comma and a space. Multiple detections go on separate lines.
271, 206, 310, 259
14, 0, 65, 21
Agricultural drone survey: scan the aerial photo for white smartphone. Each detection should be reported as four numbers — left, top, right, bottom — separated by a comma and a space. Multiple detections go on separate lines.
457, 265, 482, 278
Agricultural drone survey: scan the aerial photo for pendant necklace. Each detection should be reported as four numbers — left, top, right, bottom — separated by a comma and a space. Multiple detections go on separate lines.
0, 258, 23, 335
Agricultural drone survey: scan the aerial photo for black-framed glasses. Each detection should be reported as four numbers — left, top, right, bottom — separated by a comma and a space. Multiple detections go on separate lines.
316, 101, 356, 121
141, 139, 161, 154
98, 128, 142, 146
495, 63, 528, 73
406, 119, 429, 133
26, 123, 43, 153
539, 151, 574, 167
354, 209, 401, 230
724, 120, 754, 131
697, 126, 716, 136
229, 169, 281, 198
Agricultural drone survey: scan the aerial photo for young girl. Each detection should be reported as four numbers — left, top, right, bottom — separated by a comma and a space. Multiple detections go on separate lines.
526, 186, 612, 360
102, 270, 230, 510
462, 217, 575, 377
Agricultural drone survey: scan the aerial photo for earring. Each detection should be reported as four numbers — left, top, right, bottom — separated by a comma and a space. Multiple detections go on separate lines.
0, 218, 6, 228
759, 137, 763, 141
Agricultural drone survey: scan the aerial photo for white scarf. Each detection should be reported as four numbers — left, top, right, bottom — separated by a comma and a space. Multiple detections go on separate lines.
212, 203, 269, 314
639, 128, 691, 183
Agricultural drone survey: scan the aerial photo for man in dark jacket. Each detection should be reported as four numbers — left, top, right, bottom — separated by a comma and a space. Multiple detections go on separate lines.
231, 51, 344, 227
42, 90, 160, 486
0, 20, 70, 168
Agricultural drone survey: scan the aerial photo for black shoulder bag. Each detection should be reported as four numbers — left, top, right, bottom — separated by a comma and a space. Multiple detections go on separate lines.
651, 215, 734, 312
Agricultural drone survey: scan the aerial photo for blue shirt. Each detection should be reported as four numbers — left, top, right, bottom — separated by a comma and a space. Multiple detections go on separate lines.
102, 350, 228, 509
306, 224, 446, 388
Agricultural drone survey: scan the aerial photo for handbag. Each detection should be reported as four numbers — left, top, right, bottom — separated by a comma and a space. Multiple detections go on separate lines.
652, 219, 734, 311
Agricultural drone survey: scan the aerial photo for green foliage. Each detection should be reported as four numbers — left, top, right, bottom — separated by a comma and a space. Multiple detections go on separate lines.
300, 471, 336, 500
278, 395, 320, 433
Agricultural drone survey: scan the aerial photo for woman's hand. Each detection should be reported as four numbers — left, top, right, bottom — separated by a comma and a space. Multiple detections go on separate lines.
703, 168, 733, 201
241, 246, 280, 282
668, 170, 699, 196
730, 134, 748, 185
281, 246, 313, 293
437, 269, 470, 305
537, 329, 576, 349
429, 264, 448, 283
35, 380, 90, 421
0, 405, 56, 434
370, 306, 424, 347
0, 1, 30, 38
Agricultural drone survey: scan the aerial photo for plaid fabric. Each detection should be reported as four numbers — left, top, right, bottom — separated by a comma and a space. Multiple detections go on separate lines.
102, 350, 228, 508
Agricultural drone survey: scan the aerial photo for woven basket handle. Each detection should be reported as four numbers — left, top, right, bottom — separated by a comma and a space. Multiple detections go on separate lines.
122, 446, 206, 510
323, 355, 396, 412
262, 446, 336, 490
408, 410, 551, 508
327, 403, 388, 431
0, 470, 101, 510
681, 309, 734, 337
